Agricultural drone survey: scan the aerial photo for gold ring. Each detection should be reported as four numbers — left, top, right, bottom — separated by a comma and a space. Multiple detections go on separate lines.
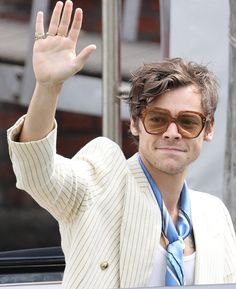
35, 32, 45, 41
57, 32, 66, 37
46, 32, 55, 37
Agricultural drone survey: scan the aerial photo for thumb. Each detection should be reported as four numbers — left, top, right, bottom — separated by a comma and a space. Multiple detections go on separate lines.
74, 44, 97, 71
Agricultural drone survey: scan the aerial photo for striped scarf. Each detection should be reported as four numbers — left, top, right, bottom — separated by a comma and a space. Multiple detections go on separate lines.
138, 155, 192, 286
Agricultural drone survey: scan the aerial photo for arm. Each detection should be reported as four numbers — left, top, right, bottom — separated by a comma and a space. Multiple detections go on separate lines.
20, 0, 96, 142
8, 127, 125, 222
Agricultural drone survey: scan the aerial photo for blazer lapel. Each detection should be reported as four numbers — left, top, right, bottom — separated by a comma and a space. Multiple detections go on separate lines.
119, 154, 162, 288
190, 191, 224, 284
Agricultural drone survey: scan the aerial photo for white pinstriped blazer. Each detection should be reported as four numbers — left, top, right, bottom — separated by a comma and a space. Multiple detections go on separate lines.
7, 117, 236, 289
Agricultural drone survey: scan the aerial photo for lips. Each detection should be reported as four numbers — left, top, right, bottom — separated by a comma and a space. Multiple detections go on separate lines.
157, 146, 187, 152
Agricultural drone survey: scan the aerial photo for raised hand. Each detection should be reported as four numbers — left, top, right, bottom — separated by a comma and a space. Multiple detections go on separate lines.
19, 1, 96, 142
33, 1, 96, 85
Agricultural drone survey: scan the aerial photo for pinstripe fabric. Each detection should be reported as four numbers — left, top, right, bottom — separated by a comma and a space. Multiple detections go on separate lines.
7, 116, 236, 289
190, 192, 236, 285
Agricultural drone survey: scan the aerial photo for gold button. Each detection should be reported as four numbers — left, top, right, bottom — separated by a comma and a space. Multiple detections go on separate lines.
100, 261, 109, 270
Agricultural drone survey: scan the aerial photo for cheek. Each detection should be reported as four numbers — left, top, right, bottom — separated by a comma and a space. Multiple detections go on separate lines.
138, 133, 158, 153
188, 139, 203, 160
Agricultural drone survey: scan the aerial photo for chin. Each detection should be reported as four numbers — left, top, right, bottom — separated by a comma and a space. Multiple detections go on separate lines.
158, 162, 186, 175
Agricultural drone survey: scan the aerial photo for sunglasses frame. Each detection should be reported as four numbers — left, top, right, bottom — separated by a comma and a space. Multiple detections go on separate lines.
140, 107, 207, 139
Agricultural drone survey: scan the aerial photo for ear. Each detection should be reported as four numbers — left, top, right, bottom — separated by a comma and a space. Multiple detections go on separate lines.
204, 122, 214, 141
130, 117, 140, 136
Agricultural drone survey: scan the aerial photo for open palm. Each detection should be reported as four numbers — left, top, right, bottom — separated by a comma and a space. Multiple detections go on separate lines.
33, 1, 96, 85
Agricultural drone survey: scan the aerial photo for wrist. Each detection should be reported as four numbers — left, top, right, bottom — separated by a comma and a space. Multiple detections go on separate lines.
35, 81, 63, 100
36, 81, 63, 92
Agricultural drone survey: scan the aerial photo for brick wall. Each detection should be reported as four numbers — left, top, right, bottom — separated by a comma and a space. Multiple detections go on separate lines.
0, 101, 136, 250
139, 0, 160, 42
72, 0, 160, 42
0, 0, 31, 22
0, 0, 160, 42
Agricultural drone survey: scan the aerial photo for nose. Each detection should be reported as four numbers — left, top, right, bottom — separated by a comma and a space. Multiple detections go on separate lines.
162, 122, 182, 140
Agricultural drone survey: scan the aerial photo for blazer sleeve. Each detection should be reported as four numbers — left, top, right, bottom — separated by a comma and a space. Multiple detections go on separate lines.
7, 116, 127, 223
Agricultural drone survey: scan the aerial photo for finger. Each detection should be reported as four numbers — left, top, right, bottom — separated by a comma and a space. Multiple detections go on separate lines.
57, 0, 73, 37
68, 8, 83, 43
74, 44, 97, 71
47, 1, 63, 36
35, 11, 45, 35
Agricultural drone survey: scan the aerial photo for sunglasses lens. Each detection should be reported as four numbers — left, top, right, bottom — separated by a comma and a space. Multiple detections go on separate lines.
177, 113, 203, 138
144, 110, 169, 134
142, 108, 205, 138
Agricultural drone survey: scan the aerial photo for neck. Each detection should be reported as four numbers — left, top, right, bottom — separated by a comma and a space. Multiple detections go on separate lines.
140, 157, 187, 224
156, 172, 185, 224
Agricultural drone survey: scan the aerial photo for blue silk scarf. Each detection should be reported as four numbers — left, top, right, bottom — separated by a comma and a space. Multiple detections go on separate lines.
138, 155, 193, 286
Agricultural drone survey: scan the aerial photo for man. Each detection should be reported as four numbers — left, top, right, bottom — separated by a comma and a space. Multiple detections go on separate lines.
7, 1, 236, 288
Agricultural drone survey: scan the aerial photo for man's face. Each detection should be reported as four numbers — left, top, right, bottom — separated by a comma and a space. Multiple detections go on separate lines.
130, 85, 214, 177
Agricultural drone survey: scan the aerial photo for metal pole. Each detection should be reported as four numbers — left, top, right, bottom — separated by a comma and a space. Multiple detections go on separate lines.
159, 0, 170, 59
102, 0, 122, 145
223, 0, 236, 228
122, 0, 142, 41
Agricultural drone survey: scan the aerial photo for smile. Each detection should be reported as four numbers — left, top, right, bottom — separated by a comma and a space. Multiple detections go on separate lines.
157, 147, 187, 153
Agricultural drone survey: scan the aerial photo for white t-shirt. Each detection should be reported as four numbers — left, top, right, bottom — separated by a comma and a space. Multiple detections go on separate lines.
148, 244, 196, 286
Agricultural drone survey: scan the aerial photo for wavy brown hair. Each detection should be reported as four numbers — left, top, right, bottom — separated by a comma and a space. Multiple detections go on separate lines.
122, 58, 219, 140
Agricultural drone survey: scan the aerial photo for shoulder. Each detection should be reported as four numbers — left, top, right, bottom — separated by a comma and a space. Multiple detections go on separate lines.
189, 189, 232, 220
189, 189, 224, 207
75, 136, 122, 158
73, 137, 128, 173
189, 189, 234, 228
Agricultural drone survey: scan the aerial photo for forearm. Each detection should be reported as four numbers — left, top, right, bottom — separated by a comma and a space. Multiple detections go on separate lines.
8, 122, 84, 222
19, 82, 62, 142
